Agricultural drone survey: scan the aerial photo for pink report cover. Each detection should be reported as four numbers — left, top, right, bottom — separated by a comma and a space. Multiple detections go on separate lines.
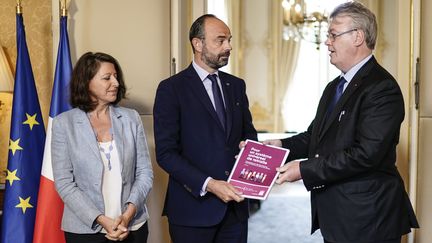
227, 139, 290, 200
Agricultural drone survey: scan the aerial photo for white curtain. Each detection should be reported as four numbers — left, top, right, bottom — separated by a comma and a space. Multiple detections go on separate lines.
271, 1, 301, 132
220, 0, 301, 132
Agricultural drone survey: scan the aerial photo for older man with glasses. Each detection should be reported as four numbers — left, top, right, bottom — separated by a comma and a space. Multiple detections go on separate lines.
264, 2, 419, 243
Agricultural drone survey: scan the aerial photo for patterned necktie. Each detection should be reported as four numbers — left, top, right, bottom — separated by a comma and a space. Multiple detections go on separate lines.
208, 74, 226, 130
327, 77, 347, 115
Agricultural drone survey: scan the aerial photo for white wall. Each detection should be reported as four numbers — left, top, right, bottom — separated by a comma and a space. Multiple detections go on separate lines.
242, 0, 270, 110
416, 0, 432, 241
241, 0, 274, 131
66, 0, 171, 115
379, 0, 412, 185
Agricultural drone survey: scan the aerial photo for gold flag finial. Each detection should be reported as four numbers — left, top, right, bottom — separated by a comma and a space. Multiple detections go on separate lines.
16, 0, 22, 14
60, 0, 71, 17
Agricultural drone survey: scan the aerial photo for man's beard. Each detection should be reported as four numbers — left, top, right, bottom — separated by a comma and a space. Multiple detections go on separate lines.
202, 47, 230, 69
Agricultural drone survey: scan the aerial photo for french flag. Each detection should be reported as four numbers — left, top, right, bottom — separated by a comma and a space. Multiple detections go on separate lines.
33, 15, 72, 243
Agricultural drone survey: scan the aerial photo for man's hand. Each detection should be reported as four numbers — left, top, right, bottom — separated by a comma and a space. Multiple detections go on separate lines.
206, 178, 244, 203
262, 139, 282, 147
238, 140, 247, 150
236, 141, 247, 159
275, 160, 302, 184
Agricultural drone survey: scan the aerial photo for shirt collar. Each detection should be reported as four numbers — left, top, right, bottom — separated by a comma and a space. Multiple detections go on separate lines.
341, 54, 373, 82
192, 59, 219, 82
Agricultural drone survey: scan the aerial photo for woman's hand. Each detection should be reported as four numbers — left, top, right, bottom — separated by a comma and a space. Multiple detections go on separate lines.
96, 215, 125, 241
106, 216, 129, 241
107, 203, 137, 241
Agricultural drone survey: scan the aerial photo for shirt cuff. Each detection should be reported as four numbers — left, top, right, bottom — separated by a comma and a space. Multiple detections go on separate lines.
200, 177, 212, 196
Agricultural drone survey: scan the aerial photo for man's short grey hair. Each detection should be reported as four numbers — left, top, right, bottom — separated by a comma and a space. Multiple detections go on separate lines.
330, 1, 377, 50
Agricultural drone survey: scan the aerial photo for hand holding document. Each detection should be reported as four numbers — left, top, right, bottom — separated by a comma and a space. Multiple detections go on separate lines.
227, 139, 290, 200
206, 179, 244, 203
276, 160, 302, 184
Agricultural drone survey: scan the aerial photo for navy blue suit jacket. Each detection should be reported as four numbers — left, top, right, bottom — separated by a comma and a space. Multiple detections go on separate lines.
153, 64, 257, 227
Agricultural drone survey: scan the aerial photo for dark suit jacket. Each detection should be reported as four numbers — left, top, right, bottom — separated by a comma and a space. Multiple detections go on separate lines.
153, 64, 257, 227
281, 56, 419, 242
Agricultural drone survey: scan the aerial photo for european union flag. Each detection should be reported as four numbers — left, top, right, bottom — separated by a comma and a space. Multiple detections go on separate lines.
0, 13, 46, 243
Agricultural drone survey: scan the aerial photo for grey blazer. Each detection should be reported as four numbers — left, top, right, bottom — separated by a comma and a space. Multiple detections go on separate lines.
52, 106, 153, 234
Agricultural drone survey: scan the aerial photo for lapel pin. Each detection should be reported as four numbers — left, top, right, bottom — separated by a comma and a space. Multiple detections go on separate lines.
338, 110, 346, 121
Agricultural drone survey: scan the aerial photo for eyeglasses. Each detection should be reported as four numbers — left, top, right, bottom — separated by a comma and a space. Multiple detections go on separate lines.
326, 29, 358, 42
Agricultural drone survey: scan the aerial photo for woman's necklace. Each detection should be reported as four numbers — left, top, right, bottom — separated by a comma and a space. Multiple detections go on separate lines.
87, 110, 114, 171
96, 129, 114, 171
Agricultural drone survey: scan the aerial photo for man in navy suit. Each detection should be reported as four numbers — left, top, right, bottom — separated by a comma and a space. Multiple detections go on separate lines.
264, 2, 418, 243
153, 14, 257, 243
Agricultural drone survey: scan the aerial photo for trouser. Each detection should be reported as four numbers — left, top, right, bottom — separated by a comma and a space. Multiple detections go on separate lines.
65, 222, 148, 243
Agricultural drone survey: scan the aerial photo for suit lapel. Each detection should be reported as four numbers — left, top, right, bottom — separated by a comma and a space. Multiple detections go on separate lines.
75, 107, 125, 172
315, 77, 339, 137
318, 57, 376, 141
185, 65, 226, 132
111, 106, 124, 173
76, 110, 101, 159
319, 77, 362, 140
219, 72, 233, 138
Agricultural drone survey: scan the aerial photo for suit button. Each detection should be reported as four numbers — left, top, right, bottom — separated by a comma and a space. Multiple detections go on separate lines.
315, 154, 319, 158
225, 171, 230, 176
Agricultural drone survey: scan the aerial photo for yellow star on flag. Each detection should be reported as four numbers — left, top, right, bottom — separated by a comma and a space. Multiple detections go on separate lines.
15, 196, 33, 214
9, 138, 23, 155
5, 169, 20, 186
22, 113, 40, 130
